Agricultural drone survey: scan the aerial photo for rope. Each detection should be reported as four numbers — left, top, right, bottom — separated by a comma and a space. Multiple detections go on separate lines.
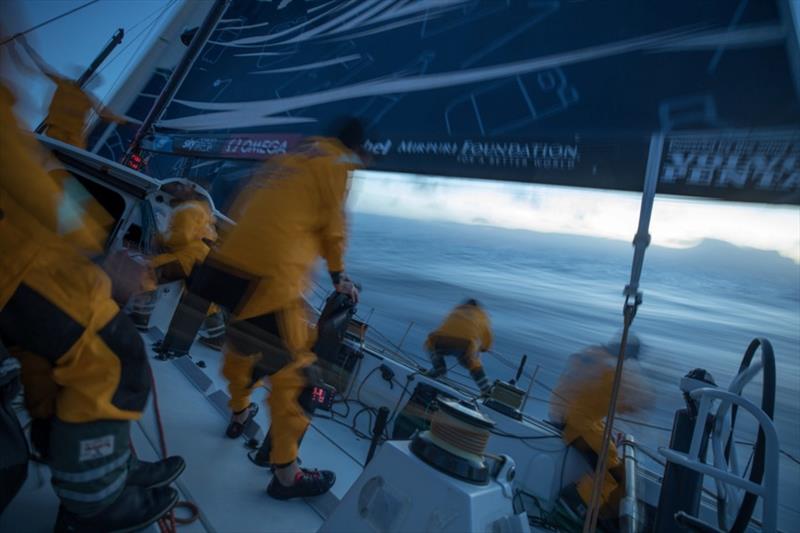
145, 364, 199, 532
147, 365, 176, 533
583, 304, 637, 533
173, 501, 201, 525
430, 410, 490, 456
314, 278, 800, 473
88, 0, 178, 86
0, 0, 102, 46
88, 0, 176, 119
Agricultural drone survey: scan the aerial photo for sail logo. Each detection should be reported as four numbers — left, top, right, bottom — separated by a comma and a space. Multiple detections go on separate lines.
660, 134, 799, 191
180, 138, 215, 153
456, 140, 580, 169
396, 140, 459, 156
222, 137, 289, 156
363, 139, 393, 156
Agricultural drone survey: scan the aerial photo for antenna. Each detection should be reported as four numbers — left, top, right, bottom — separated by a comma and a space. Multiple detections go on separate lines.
510, 354, 527, 386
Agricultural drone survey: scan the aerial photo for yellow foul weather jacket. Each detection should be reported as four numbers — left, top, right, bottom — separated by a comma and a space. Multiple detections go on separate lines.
426, 304, 494, 363
44, 75, 125, 150
549, 345, 653, 508
211, 137, 359, 319
1, 83, 148, 423
150, 199, 216, 280
0, 84, 107, 308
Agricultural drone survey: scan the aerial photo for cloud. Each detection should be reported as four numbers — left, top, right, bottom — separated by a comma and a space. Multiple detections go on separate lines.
349, 171, 800, 263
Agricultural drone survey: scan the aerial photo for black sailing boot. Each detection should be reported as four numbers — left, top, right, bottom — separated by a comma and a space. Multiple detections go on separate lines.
267, 468, 336, 500
126, 456, 186, 489
225, 403, 258, 439
198, 334, 225, 351
54, 485, 178, 533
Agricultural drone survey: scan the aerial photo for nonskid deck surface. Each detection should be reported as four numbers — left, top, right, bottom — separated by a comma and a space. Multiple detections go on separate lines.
5, 293, 798, 531
134, 328, 372, 533
1, 358, 208, 533
2, 328, 369, 533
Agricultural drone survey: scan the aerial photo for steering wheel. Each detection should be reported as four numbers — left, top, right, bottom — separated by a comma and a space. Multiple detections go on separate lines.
709, 338, 776, 531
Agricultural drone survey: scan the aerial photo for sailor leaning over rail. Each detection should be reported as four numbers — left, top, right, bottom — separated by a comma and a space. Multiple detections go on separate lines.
193, 117, 364, 500
549, 334, 654, 525
424, 299, 494, 395
127, 180, 228, 350
0, 83, 184, 531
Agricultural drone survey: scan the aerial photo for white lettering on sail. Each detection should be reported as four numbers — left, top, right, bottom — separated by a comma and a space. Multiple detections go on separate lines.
456, 140, 580, 169
659, 133, 800, 192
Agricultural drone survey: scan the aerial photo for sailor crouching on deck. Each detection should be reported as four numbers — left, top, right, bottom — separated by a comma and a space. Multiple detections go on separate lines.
424, 299, 494, 395
197, 117, 364, 499
0, 84, 184, 532
549, 334, 654, 524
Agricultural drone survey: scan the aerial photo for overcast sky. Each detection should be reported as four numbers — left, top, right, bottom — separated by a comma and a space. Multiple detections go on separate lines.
2, 0, 799, 263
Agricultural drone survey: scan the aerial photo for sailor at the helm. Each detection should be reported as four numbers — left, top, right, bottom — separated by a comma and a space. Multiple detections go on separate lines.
205, 117, 365, 500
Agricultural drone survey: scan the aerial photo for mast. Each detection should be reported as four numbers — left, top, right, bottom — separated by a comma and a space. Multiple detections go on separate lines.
124, 0, 230, 164
76, 28, 124, 88
33, 27, 124, 134
88, 0, 211, 154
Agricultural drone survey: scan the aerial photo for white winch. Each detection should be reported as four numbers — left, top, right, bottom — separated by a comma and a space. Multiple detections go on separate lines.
320, 399, 530, 533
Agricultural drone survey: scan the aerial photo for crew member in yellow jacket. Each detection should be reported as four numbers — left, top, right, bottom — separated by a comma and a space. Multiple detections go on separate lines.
424, 299, 494, 394
43, 73, 127, 150
152, 189, 227, 349
549, 335, 653, 521
150, 189, 217, 282
207, 118, 364, 500
0, 83, 182, 531
13, 36, 125, 149
128, 182, 222, 337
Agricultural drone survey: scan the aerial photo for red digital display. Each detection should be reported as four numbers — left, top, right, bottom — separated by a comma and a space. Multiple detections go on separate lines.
312, 386, 327, 404
126, 153, 144, 171
306, 384, 335, 411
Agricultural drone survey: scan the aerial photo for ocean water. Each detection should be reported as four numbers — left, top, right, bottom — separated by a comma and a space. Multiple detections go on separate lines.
312, 212, 800, 527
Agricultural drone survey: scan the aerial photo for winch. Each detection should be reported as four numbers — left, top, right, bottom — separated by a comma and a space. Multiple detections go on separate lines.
320, 399, 530, 533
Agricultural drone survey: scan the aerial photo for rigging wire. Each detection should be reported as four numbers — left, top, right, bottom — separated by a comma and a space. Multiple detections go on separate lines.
1, 0, 102, 47
126, 0, 177, 34
91, 0, 179, 80
88, 0, 178, 95
310, 279, 800, 469
349, 322, 800, 463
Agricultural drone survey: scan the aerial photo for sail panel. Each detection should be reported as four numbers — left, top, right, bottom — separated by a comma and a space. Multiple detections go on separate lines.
92, 0, 800, 204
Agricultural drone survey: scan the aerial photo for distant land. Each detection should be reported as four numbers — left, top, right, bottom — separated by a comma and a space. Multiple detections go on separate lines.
349, 211, 800, 291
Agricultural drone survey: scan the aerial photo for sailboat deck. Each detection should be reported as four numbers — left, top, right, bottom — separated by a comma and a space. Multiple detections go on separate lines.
1, 326, 372, 533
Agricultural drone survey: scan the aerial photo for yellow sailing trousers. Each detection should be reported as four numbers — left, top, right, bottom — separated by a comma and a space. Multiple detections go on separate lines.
221, 300, 314, 465
564, 416, 622, 512
0, 251, 150, 422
